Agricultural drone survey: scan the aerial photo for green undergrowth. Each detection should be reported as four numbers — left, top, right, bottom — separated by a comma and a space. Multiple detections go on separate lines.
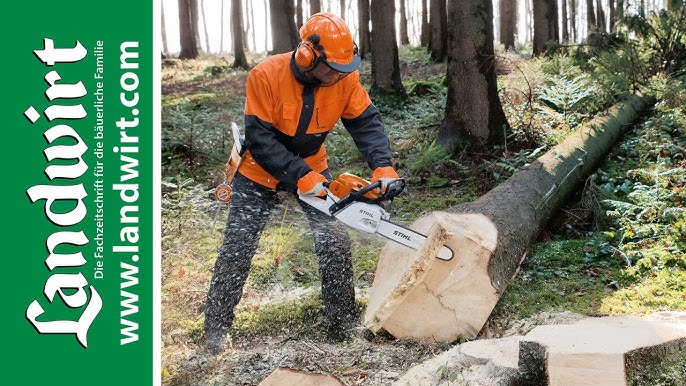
493, 74, 686, 321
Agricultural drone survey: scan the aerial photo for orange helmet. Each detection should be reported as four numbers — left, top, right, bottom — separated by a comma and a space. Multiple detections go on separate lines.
295, 12, 361, 73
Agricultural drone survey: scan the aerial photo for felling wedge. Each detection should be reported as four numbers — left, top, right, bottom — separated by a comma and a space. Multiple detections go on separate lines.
298, 174, 454, 261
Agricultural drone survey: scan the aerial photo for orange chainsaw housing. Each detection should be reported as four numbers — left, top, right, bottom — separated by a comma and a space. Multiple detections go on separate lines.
328, 173, 381, 201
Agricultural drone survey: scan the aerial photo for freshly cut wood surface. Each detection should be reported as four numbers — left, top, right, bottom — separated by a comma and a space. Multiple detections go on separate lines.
518, 315, 686, 385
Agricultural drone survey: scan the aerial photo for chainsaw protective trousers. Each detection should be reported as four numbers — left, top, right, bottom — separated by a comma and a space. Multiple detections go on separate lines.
204, 173, 357, 341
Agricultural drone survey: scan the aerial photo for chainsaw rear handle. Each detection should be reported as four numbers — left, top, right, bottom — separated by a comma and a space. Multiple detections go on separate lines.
328, 178, 405, 215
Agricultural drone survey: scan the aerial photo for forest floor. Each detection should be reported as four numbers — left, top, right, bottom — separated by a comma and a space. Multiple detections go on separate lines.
160, 47, 686, 385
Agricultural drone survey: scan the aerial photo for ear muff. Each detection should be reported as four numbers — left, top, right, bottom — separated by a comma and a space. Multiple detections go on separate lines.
294, 34, 324, 69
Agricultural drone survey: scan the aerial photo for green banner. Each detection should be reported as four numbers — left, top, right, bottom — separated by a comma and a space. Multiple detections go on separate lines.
4, 2, 156, 385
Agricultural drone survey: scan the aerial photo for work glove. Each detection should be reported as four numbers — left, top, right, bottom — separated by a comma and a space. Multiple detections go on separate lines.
371, 166, 400, 194
297, 170, 328, 197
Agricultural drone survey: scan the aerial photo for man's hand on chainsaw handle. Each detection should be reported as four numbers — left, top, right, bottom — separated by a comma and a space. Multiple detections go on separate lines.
297, 171, 328, 197
371, 166, 400, 194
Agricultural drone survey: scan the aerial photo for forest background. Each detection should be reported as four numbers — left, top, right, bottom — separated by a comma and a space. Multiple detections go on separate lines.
161, 0, 686, 385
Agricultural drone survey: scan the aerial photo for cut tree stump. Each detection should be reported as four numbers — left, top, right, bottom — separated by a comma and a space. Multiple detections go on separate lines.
364, 93, 655, 341
518, 315, 686, 385
258, 367, 344, 386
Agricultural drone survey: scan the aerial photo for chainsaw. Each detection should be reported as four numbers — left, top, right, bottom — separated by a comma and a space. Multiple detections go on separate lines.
299, 173, 453, 261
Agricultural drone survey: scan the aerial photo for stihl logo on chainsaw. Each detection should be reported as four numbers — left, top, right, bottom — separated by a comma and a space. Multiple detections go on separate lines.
359, 209, 374, 218
393, 230, 412, 241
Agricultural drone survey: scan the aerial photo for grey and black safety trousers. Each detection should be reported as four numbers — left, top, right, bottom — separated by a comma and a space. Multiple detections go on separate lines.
204, 172, 357, 342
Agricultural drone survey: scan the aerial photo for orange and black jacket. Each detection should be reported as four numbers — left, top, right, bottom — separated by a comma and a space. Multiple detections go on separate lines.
238, 52, 393, 190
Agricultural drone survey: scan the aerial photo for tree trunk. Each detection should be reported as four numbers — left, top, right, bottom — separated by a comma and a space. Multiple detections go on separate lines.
561, 0, 569, 42
178, 0, 199, 59
310, 0, 321, 15
191, 0, 203, 53
358, 0, 371, 59
399, 0, 410, 45
232, 0, 249, 69
420, 0, 430, 47
532, 0, 559, 55
586, 0, 597, 32
220, 0, 226, 53
162, 0, 170, 57
608, 0, 617, 32
429, 0, 447, 61
499, 0, 517, 50
269, 0, 299, 54
339, 0, 346, 19
570, 0, 577, 41
364, 94, 655, 341
596, 0, 606, 31
370, 0, 407, 101
438, 0, 509, 151
296, 0, 304, 28
524, 0, 532, 42
201, 0, 210, 52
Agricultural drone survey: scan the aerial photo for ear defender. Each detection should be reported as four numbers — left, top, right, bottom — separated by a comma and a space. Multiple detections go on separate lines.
294, 34, 323, 69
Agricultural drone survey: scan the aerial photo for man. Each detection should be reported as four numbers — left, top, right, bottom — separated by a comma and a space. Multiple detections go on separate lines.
204, 12, 399, 352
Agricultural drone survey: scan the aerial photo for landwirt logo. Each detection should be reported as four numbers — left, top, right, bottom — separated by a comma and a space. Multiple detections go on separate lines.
23, 38, 102, 349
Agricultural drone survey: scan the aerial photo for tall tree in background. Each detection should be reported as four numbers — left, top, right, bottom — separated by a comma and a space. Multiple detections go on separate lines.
340, 0, 347, 19
162, 0, 170, 57
178, 0, 200, 59
438, 0, 509, 151
191, 0, 203, 53
358, 0, 372, 58
586, 0, 597, 31
200, 0, 210, 52
232, 0, 249, 68
420, 0, 430, 46
561, 0, 569, 41
296, 0, 304, 28
429, 0, 448, 60
532, 0, 559, 55
370, 0, 407, 100
399, 0, 410, 45
311, 0, 321, 15
570, 0, 578, 41
269, 0, 299, 54
596, 0, 606, 31
499, 0, 517, 50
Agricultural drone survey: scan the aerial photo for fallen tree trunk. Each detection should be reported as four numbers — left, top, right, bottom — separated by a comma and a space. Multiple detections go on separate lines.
364, 93, 656, 341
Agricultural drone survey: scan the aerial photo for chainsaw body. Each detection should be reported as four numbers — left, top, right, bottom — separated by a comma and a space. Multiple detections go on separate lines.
299, 173, 453, 261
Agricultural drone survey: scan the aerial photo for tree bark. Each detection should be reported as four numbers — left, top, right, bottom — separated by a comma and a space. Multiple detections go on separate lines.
296, 0, 304, 28
438, 0, 509, 151
232, 0, 249, 69
364, 94, 655, 341
200, 0, 210, 52
429, 0, 447, 61
420, 0, 430, 47
596, 0, 606, 31
162, 0, 170, 57
570, 0, 577, 41
358, 0, 371, 59
178, 0, 200, 59
532, 0, 559, 55
269, 0, 299, 54
499, 0, 517, 50
310, 0, 321, 15
561, 0, 569, 42
370, 0, 407, 101
586, 0, 597, 32
399, 0, 410, 45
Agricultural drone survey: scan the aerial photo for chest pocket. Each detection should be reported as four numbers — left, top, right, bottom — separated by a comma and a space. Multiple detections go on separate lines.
277, 102, 298, 136
310, 99, 346, 134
